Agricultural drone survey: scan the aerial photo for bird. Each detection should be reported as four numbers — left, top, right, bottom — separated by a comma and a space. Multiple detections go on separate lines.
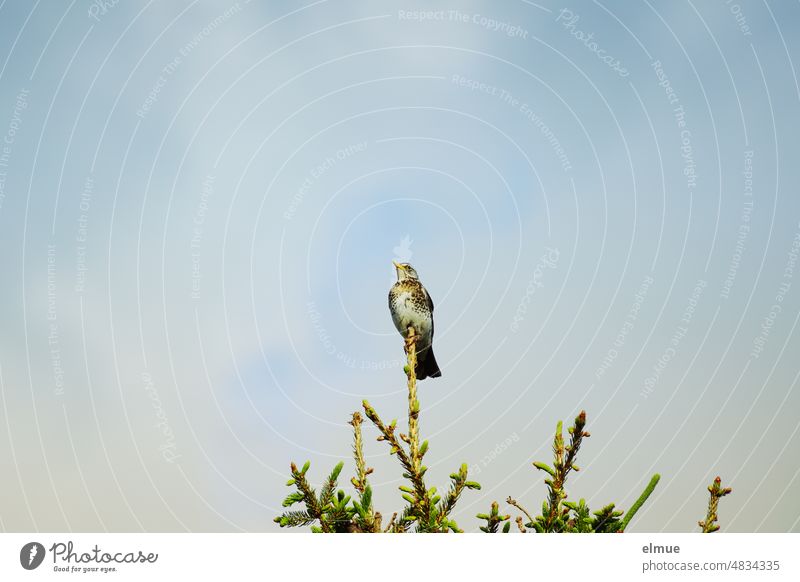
388, 261, 441, 380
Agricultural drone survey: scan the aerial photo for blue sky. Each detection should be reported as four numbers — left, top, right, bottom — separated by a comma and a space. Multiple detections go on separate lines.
0, 0, 799, 532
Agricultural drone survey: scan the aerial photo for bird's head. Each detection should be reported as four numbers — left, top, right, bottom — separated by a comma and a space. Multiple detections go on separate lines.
393, 261, 419, 281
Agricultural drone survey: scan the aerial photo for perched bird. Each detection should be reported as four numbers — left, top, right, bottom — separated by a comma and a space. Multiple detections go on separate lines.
389, 261, 441, 380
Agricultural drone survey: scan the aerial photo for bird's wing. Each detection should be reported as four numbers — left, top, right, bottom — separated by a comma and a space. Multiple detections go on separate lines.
425, 287, 434, 313
425, 287, 435, 340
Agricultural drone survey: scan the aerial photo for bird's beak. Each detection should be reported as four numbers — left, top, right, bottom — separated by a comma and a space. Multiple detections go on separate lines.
393, 261, 403, 270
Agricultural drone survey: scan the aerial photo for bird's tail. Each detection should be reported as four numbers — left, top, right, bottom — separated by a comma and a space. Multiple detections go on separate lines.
416, 348, 442, 380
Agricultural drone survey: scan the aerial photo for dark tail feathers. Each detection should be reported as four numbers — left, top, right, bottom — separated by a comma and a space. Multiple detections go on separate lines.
416, 348, 441, 381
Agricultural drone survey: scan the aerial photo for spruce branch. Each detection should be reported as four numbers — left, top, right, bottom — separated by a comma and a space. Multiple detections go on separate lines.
509, 411, 664, 533
276, 377, 686, 533
563, 498, 593, 532
349, 412, 379, 532
405, 327, 421, 476
319, 462, 344, 509
349, 412, 373, 493
506, 496, 534, 527
439, 463, 481, 523
699, 476, 732, 533
361, 326, 479, 532
275, 510, 315, 528
477, 501, 511, 533
363, 399, 430, 526
591, 503, 624, 533
394, 505, 415, 532
533, 410, 589, 531
288, 462, 322, 518
275, 461, 340, 532
383, 512, 398, 532
619, 474, 661, 532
